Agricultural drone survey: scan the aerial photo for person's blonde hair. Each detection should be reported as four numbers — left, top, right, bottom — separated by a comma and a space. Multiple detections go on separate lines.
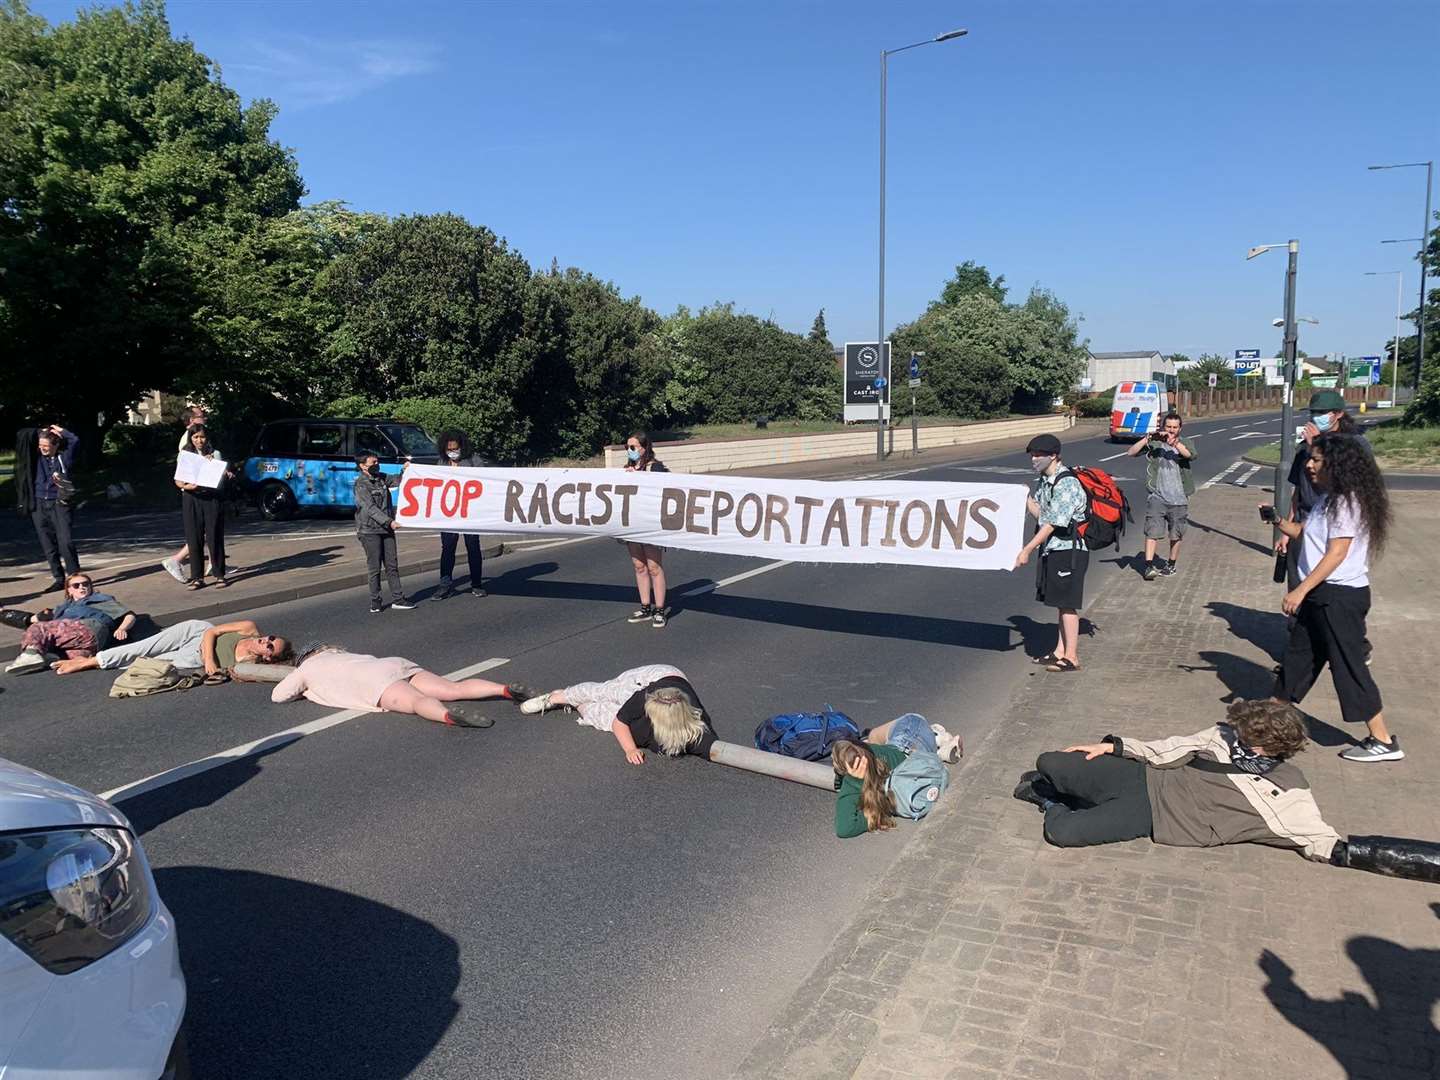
64, 572, 93, 589
831, 741, 897, 832
644, 686, 707, 756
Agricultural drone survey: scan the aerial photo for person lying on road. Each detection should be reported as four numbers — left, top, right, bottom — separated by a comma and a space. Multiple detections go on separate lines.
271, 646, 530, 729
51, 619, 291, 677
6, 573, 137, 675
831, 714, 962, 838
1013, 698, 1341, 861
520, 664, 716, 763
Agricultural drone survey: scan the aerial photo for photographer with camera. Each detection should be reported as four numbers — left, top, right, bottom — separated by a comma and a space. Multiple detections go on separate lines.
1126, 412, 1195, 581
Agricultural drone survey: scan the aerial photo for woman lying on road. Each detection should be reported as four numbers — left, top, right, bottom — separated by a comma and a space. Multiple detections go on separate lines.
271, 646, 531, 729
519, 664, 717, 763
831, 715, 962, 838
51, 619, 291, 677
5, 573, 137, 674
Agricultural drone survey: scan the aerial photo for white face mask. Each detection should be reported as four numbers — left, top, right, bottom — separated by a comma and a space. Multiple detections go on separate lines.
1312, 413, 1334, 433
446, 450, 461, 461
1030, 455, 1054, 474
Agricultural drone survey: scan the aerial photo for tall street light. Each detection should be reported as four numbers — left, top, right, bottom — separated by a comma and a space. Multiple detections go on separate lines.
877, 28, 968, 461
1364, 270, 1405, 407
1369, 161, 1433, 392
1247, 240, 1299, 521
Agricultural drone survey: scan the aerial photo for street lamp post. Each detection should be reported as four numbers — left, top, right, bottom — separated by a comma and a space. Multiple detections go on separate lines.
1248, 241, 1300, 521
1369, 161, 1433, 392
1364, 270, 1404, 406
877, 28, 967, 462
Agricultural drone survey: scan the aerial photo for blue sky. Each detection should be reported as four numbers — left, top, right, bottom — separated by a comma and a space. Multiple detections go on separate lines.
35, 0, 1440, 362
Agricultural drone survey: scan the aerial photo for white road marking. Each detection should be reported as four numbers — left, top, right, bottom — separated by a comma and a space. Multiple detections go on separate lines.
1200, 462, 1244, 490
1229, 431, 1274, 440
1099, 450, 1131, 462
503, 535, 601, 553
101, 657, 511, 803
678, 560, 792, 598
1232, 464, 1264, 487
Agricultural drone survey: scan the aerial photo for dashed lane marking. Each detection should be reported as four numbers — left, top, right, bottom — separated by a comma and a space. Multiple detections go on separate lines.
101, 656, 512, 803
1231, 464, 1264, 487
1200, 461, 1244, 490
678, 560, 792, 598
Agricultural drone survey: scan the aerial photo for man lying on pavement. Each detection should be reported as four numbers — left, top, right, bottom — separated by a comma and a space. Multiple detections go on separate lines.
50, 619, 291, 678
1013, 698, 1341, 862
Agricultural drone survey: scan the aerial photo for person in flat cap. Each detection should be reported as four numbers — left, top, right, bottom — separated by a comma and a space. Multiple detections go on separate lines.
1014, 434, 1090, 673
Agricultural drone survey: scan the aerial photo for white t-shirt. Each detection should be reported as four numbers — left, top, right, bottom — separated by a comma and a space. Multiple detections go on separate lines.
1298, 494, 1370, 588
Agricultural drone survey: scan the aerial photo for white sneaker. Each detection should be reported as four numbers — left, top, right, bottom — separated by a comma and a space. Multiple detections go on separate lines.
931, 723, 963, 764
6, 649, 48, 675
161, 557, 186, 583
519, 692, 553, 715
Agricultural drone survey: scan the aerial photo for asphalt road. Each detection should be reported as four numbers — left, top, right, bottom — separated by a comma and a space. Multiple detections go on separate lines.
0, 409, 1364, 1080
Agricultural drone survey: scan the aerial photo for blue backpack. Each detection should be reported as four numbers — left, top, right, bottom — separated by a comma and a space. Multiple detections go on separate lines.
886, 751, 950, 820
753, 706, 861, 761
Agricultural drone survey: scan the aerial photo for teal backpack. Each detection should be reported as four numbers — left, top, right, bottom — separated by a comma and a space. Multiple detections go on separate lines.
886, 750, 950, 820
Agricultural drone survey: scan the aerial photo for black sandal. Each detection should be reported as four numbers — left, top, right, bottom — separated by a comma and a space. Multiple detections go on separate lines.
186, 580, 205, 591
1045, 658, 1081, 673
1031, 652, 1060, 665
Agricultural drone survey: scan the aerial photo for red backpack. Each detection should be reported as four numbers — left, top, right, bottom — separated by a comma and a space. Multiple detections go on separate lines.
1057, 467, 1132, 550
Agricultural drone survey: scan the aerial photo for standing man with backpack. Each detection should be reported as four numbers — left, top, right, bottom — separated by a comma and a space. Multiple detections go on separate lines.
1014, 434, 1090, 674
1126, 411, 1196, 580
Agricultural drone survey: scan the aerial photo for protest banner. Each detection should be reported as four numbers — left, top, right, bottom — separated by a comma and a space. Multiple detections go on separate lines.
394, 466, 1027, 570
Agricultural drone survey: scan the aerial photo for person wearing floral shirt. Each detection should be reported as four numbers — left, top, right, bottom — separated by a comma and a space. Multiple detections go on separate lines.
1013, 434, 1089, 673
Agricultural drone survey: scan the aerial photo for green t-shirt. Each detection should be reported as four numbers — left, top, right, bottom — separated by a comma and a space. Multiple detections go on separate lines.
835, 743, 908, 838
214, 631, 244, 670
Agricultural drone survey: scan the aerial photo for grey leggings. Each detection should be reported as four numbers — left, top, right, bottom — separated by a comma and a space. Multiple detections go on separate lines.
96, 619, 212, 671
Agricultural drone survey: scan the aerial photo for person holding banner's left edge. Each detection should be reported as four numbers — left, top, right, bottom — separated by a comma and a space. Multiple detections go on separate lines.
622, 431, 671, 629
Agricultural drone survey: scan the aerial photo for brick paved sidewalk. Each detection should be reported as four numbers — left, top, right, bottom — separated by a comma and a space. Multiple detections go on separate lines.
738, 485, 1440, 1080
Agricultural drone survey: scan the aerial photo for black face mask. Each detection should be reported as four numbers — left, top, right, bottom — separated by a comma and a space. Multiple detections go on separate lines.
365, 464, 380, 476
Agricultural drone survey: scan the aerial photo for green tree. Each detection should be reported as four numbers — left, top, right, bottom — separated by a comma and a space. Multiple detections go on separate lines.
1179, 354, 1237, 392
934, 260, 1007, 307
0, 0, 303, 449
1401, 211, 1440, 426
318, 213, 535, 460
1007, 287, 1089, 412
808, 308, 833, 352
892, 294, 1016, 419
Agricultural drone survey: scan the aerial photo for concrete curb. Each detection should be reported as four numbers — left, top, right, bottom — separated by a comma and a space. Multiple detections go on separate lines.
0, 542, 504, 664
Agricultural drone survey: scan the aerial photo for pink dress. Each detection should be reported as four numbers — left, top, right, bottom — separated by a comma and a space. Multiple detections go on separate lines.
271, 651, 423, 710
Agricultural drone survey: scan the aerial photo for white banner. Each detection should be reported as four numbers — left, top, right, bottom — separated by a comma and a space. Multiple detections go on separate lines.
394, 466, 1026, 570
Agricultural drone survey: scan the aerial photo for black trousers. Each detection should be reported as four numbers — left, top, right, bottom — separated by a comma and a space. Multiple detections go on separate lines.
1274, 582, 1382, 727
439, 531, 482, 586
359, 532, 403, 605
1034, 750, 1153, 847
31, 498, 79, 580
183, 494, 226, 581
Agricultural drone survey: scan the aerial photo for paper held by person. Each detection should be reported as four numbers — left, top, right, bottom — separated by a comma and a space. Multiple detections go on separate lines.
175, 450, 227, 489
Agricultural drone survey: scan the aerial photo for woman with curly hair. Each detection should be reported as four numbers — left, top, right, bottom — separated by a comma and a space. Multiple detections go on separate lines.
1270, 431, 1398, 763
431, 429, 491, 600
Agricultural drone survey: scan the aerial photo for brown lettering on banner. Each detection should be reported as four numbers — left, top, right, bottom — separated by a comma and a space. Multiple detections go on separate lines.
614, 484, 639, 527
574, 482, 592, 525
966, 498, 1000, 549
820, 499, 850, 546
686, 489, 711, 534
933, 499, 968, 549
505, 480, 526, 523
710, 490, 735, 535
527, 483, 552, 525
660, 488, 685, 532
855, 498, 885, 546
764, 494, 792, 543
881, 500, 900, 548
794, 495, 823, 544
552, 483, 577, 525
591, 484, 614, 525
735, 493, 764, 538
900, 500, 932, 548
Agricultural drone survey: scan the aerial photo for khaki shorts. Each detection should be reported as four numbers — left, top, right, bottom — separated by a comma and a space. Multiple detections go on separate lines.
1143, 494, 1188, 541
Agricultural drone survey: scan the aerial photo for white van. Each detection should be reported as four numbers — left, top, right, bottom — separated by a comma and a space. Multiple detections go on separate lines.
1109, 381, 1169, 441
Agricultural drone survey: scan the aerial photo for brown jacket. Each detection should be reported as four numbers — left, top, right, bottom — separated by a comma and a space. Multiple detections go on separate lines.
1107, 726, 1341, 862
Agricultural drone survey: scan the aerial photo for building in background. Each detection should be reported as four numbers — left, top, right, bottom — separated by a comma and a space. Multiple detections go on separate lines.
1085, 350, 1175, 393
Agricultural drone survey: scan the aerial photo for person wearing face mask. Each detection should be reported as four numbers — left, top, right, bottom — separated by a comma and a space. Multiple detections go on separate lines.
430, 429, 490, 601
353, 451, 414, 614
1013, 434, 1090, 673
620, 431, 671, 628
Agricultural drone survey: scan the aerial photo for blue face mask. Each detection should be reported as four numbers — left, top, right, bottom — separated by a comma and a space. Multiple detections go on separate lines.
1313, 413, 1334, 432
626, 448, 641, 463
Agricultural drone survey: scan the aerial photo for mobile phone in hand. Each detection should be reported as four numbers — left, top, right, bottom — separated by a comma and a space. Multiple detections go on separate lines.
1259, 505, 1277, 524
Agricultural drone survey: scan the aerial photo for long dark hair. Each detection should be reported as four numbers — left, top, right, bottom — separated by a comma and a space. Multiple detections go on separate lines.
628, 430, 655, 469
1313, 432, 1390, 557
436, 429, 470, 458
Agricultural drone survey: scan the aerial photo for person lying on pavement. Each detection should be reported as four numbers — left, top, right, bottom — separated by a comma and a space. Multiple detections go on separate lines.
51, 619, 291, 677
5, 573, 136, 675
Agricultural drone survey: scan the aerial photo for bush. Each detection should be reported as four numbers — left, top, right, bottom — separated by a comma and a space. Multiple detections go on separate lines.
103, 423, 184, 459
1075, 390, 1114, 418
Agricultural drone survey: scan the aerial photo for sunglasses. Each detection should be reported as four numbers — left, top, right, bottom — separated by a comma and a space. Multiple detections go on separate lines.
67, 581, 93, 590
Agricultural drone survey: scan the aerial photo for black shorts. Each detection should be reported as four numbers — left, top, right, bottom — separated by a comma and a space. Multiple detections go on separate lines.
1037, 548, 1088, 610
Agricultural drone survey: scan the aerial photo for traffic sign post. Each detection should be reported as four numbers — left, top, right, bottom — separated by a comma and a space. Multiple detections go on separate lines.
908, 352, 923, 455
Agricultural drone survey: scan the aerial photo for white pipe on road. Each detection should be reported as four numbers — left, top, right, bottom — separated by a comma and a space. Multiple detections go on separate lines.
707, 740, 834, 790
232, 662, 295, 683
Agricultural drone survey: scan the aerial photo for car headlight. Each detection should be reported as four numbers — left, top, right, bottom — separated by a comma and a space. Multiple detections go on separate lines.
0, 827, 154, 975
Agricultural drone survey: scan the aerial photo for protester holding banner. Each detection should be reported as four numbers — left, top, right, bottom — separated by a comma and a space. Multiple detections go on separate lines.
1013, 435, 1089, 673
175, 424, 230, 590
355, 451, 414, 613
519, 663, 715, 763
431, 429, 490, 601
622, 432, 671, 629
